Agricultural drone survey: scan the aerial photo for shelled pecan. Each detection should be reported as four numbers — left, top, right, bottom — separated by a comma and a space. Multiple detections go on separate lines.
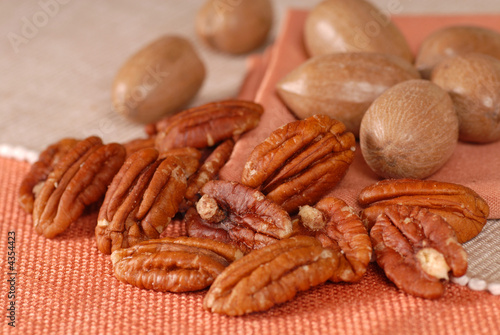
152, 99, 263, 152
32, 136, 126, 238
204, 235, 337, 316
358, 178, 490, 243
241, 114, 356, 213
185, 180, 293, 253
95, 148, 198, 254
297, 197, 372, 282
19, 138, 79, 214
370, 205, 468, 299
111, 236, 243, 292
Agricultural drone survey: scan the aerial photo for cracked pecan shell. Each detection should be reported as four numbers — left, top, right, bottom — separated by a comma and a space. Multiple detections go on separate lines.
298, 197, 372, 282
19, 138, 79, 214
186, 180, 293, 253
241, 114, 355, 213
203, 235, 337, 316
358, 178, 490, 243
111, 236, 243, 292
153, 99, 263, 152
95, 148, 197, 254
32, 136, 126, 238
370, 205, 467, 299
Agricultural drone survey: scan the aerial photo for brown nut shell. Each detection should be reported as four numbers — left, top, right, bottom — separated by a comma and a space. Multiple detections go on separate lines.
431, 53, 500, 143
196, 0, 273, 54
277, 52, 420, 137
416, 25, 500, 79
112, 35, 205, 124
304, 0, 413, 62
203, 236, 337, 316
359, 79, 458, 179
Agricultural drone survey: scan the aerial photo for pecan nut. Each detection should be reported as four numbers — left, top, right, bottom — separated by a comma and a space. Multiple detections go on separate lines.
370, 205, 468, 299
298, 197, 372, 282
203, 235, 337, 316
153, 99, 263, 152
186, 180, 293, 253
19, 138, 79, 214
358, 178, 490, 243
241, 114, 355, 213
111, 236, 243, 293
32, 136, 126, 238
96, 148, 197, 254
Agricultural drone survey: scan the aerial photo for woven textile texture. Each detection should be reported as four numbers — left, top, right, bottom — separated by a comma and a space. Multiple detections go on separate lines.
1, 156, 500, 334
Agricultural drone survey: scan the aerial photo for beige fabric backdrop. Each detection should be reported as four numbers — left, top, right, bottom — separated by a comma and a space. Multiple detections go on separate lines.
1, 0, 500, 297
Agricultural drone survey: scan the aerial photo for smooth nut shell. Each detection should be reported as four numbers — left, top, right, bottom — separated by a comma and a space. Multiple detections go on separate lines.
359, 79, 459, 179
196, 0, 273, 54
416, 25, 500, 79
277, 52, 420, 137
304, 0, 413, 63
112, 35, 205, 124
431, 53, 500, 143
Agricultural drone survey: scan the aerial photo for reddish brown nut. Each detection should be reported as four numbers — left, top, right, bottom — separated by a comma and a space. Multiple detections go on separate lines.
153, 99, 263, 152
298, 197, 372, 282
111, 236, 243, 293
19, 138, 79, 214
185, 180, 293, 253
358, 178, 490, 243
32, 137, 126, 238
95, 148, 196, 254
204, 235, 337, 316
241, 114, 355, 213
370, 205, 468, 299
182, 139, 234, 210
122, 137, 156, 157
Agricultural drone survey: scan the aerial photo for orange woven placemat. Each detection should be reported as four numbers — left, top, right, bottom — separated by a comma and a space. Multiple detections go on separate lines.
1, 157, 500, 334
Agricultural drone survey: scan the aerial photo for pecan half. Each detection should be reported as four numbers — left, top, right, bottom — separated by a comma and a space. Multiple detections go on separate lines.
32, 136, 126, 238
358, 178, 490, 243
185, 180, 293, 253
241, 114, 356, 213
153, 99, 263, 152
370, 205, 467, 299
111, 236, 243, 293
203, 235, 337, 316
298, 197, 372, 282
96, 148, 196, 254
123, 137, 156, 157
19, 138, 79, 214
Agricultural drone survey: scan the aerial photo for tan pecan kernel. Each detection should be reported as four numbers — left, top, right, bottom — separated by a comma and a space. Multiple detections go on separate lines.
153, 99, 263, 152
19, 138, 79, 214
203, 236, 337, 316
32, 136, 126, 238
298, 197, 372, 282
241, 114, 355, 213
111, 236, 243, 293
358, 178, 490, 243
95, 148, 196, 254
186, 180, 293, 253
370, 205, 468, 299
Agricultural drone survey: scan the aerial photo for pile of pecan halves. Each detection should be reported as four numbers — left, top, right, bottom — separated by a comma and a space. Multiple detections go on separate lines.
18, 100, 490, 316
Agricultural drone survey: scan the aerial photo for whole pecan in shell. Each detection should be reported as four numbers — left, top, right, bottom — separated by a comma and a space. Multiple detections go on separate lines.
153, 99, 263, 152
111, 236, 243, 292
186, 180, 293, 253
19, 138, 79, 214
298, 197, 372, 282
370, 205, 468, 299
241, 114, 355, 213
96, 148, 196, 254
203, 235, 337, 316
358, 178, 490, 243
32, 136, 126, 238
